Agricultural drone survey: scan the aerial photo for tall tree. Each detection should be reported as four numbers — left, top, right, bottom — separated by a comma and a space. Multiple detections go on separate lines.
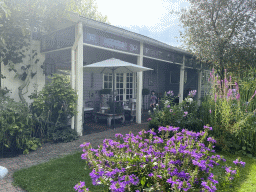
68, 0, 109, 23
179, 0, 256, 79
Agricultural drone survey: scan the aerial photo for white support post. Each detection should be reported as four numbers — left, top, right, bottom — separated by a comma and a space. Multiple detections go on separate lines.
136, 42, 143, 124
71, 49, 75, 130
179, 55, 185, 103
71, 22, 83, 136
197, 70, 202, 105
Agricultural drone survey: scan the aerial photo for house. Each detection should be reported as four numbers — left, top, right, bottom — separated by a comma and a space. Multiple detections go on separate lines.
0, 12, 211, 136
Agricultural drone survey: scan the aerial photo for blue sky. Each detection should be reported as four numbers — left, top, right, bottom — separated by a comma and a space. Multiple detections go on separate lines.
95, 0, 190, 48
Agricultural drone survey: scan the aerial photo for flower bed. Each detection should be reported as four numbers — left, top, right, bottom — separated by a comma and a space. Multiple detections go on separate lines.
75, 125, 245, 192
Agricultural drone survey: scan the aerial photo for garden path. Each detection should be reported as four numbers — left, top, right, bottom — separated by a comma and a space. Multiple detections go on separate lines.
0, 113, 150, 192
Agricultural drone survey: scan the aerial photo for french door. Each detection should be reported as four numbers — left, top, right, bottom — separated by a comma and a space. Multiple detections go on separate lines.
103, 73, 137, 102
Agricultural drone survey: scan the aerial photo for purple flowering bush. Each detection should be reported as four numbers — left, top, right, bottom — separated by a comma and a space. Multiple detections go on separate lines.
75, 125, 245, 192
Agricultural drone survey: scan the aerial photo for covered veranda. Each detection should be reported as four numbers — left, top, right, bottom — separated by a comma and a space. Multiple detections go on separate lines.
40, 13, 205, 136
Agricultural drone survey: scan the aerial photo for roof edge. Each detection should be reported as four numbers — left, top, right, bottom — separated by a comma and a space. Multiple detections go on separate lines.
79, 16, 192, 56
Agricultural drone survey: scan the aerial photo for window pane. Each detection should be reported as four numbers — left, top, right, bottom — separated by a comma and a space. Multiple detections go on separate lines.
120, 89, 123, 94
127, 89, 129, 94
126, 83, 129, 88
104, 82, 108, 88
109, 75, 112, 81
130, 89, 133, 94
117, 83, 119, 88
130, 84, 133, 88
104, 75, 108, 81
120, 83, 123, 88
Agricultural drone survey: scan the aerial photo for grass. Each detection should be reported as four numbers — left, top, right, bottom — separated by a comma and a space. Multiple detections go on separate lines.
215, 151, 256, 192
12, 151, 107, 192
13, 150, 256, 192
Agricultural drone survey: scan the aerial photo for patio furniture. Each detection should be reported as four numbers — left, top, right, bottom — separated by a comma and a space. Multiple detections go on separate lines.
94, 112, 125, 127
124, 98, 136, 121
83, 101, 94, 120
84, 58, 153, 128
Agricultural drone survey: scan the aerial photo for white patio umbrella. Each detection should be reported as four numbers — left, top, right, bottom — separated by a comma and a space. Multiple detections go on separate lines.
83, 58, 153, 128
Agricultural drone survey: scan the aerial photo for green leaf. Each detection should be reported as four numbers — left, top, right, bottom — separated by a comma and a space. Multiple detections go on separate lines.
141, 176, 146, 187
242, 146, 246, 150
247, 154, 253, 158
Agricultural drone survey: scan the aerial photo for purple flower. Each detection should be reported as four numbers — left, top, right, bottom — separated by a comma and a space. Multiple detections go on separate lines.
166, 104, 170, 108
233, 159, 246, 167
183, 111, 188, 117
209, 109, 212, 114
170, 109, 173, 112
203, 125, 212, 131
80, 142, 90, 148
147, 129, 156, 135
207, 137, 216, 143
188, 90, 197, 97
147, 118, 152, 121
115, 133, 123, 138
148, 173, 154, 177
167, 90, 174, 96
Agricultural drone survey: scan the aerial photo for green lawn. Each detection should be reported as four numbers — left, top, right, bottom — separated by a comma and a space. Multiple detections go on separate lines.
12, 151, 107, 192
13, 151, 256, 192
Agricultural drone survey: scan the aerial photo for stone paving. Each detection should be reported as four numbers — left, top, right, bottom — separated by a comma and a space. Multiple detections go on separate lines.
0, 118, 149, 192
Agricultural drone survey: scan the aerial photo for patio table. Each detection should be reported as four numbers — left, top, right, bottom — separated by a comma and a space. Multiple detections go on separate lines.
94, 112, 125, 127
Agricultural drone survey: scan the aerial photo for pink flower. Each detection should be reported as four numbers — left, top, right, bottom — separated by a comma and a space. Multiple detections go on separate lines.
170, 109, 173, 113
147, 118, 152, 121
236, 93, 240, 100
183, 111, 188, 117
209, 109, 212, 114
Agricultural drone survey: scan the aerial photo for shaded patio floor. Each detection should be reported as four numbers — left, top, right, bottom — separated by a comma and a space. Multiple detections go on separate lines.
83, 110, 150, 135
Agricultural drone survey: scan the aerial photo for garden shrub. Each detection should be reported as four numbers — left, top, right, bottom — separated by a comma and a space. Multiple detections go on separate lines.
30, 74, 78, 143
148, 90, 204, 134
231, 112, 256, 157
199, 69, 256, 156
75, 125, 245, 192
0, 95, 41, 156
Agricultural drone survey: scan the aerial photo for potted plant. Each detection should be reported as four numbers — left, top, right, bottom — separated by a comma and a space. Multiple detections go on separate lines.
99, 89, 111, 95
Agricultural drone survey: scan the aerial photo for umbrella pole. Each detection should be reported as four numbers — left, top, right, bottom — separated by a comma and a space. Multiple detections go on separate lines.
112, 69, 115, 129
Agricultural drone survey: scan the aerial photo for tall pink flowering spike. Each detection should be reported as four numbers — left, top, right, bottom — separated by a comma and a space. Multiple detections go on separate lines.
235, 82, 239, 91
236, 93, 240, 100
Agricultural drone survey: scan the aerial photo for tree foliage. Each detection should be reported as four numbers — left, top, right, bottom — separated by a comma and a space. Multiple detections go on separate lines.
0, 0, 109, 103
68, 0, 109, 23
179, 0, 256, 79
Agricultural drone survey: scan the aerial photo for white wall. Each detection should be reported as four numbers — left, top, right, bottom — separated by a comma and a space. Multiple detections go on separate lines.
1, 40, 45, 104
